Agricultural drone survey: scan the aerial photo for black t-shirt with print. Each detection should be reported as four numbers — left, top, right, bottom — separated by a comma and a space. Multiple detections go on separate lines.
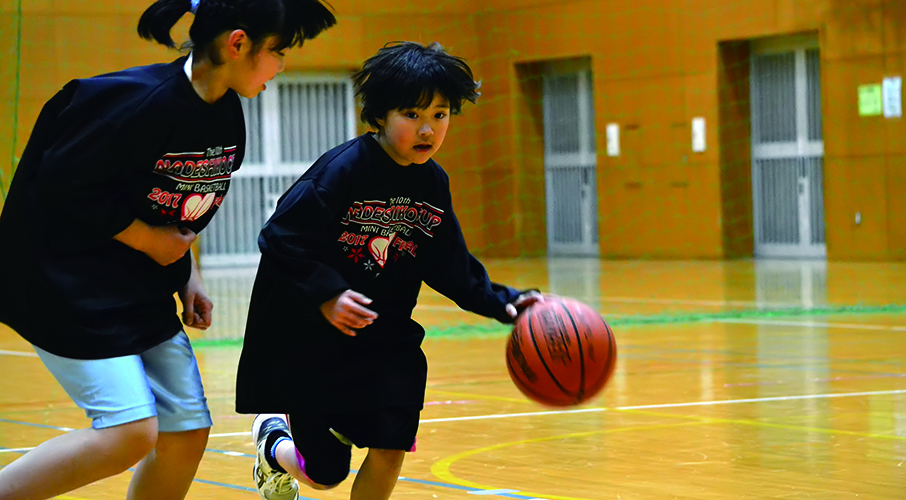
0, 56, 244, 359
235, 134, 520, 414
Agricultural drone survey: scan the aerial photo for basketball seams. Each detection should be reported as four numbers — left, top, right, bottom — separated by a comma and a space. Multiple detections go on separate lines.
505, 347, 531, 395
507, 298, 616, 407
505, 326, 535, 396
585, 314, 617, 395
556, 300, 585, 404
603, 321, 617, 378
526, 308, 575, 403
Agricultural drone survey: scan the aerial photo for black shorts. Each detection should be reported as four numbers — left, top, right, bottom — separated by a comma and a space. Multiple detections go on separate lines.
287, 407, 420, 486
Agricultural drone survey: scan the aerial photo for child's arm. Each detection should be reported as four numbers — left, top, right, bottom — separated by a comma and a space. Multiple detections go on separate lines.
32, 85, 154, 254
258, 178, 356, 314
113, 219, 196, 265
423, 205, 537, 323
261, 178, 378, 335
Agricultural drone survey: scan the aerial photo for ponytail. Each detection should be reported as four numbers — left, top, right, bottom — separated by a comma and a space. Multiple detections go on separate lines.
282, 0, 337, 49
137, 0, 336, 57
137, 0, 192, 48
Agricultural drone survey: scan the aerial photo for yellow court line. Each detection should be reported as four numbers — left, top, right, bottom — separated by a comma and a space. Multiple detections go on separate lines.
431, 421, 707, 500
617, 408, 906, 441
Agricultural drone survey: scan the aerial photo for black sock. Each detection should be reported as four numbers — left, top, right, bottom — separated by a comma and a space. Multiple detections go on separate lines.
264, 430, 290, 473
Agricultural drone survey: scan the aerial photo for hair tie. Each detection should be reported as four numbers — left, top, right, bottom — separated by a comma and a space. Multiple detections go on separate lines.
190, 0, 200, 14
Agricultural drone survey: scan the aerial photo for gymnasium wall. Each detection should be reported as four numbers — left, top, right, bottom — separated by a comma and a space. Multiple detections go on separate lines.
0, 0, 20, 214
1, 0, 904, 261
0, 0, 491, 249
474, 0, 906, 260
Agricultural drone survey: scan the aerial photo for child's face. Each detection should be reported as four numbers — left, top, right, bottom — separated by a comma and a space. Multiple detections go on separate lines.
232, 35, 286, 98
375, 93, 450, 166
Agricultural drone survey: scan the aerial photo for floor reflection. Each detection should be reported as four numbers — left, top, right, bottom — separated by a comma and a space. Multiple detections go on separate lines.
199, 257, 905, 341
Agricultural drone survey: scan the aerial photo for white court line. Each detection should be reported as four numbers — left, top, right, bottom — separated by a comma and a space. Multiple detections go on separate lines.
0, 350, 37, 357
716, 318, 906, 331
6, 389, 901, 450
201, 389, 906, 438
615, 389, 906, 410
417, 389, 906, 424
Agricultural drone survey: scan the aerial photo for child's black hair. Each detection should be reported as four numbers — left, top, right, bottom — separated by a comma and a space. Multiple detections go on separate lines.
137, 0, 336, 64
353, 41, 481, 129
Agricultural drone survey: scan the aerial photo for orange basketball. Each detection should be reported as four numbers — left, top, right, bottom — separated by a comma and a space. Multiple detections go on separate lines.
506, 297, 617, 407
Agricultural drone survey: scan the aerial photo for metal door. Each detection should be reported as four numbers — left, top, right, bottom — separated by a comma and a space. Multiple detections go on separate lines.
751, 42, 825, 258
543, 70, 599, 256
201, 75, 356, 267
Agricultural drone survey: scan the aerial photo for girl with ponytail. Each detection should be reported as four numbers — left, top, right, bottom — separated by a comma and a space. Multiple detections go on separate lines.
0, 1, 335, 499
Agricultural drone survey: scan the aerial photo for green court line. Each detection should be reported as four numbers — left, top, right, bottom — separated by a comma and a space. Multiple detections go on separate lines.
192, 303, 906, 349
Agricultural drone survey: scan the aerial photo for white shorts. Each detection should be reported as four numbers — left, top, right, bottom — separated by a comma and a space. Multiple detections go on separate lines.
34, 332, 212, 432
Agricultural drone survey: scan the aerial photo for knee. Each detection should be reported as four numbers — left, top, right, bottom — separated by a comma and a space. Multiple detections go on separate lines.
104, 417, 158, 465
159, 427, 210, 460
173, 427, 209, 449
368, 448, 406, 468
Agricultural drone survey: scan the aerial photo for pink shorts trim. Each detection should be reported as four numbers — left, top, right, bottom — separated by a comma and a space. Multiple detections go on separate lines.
294, 448, 315, 483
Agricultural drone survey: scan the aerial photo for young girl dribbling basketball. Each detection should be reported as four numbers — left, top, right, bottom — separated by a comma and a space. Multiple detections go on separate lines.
235, 41, 542, 500
0, 1, 334, 499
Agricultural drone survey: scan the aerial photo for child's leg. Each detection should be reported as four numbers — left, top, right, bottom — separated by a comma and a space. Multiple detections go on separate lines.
252, 413, 347, 500
350, 448, 406, 500
272, 438, 340, 490
0, 344, 167, 499
254, 408, 418, 500
279, 413, 351, 488
333, 407, 419, 500
127, 427, 210, 500
127, 332, 213, 500
0, 418, 157, 499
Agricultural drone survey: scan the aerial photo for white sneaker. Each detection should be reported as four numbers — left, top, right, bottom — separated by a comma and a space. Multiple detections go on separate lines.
252, 414, 299, 500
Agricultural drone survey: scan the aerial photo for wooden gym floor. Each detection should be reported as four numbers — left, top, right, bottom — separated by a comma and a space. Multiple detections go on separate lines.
1, 257, 905, 499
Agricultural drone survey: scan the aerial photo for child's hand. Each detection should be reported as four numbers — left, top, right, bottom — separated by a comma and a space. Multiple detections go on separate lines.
320, 290, 378, 336
178, 263, 213, 330
506, 290, 544, 319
